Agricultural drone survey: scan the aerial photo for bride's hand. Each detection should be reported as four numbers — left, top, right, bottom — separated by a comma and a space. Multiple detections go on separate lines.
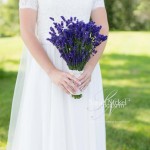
78, 63, 95, 91
48, 68, 81, 95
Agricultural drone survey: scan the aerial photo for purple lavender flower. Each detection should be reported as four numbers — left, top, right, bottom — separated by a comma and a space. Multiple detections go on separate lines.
46, 16, 108, 71
49, 17, 54, 21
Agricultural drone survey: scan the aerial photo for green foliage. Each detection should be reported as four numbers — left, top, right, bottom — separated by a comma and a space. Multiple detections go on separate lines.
0, 0, 19, 37
105, 0, 150, 31
134, 0, 150, 30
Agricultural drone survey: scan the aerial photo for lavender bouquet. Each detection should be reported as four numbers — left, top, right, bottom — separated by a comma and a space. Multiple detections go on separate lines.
46, 16, 108, 99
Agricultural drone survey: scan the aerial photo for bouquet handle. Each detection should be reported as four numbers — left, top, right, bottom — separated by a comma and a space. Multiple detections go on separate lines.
68, 69, 84, 99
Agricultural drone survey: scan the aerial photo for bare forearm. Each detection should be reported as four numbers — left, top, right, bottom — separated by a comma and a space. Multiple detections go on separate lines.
20, 30, 56, 75
86, 27, 109, 69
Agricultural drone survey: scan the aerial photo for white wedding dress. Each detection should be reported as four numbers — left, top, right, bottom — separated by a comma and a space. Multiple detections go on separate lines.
6, 0, 106, 150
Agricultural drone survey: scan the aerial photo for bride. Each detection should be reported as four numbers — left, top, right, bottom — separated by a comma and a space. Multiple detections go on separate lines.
6, 0, 109, 149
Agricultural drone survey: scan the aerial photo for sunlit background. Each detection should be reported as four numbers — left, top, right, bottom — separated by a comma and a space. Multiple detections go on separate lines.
0, 0, 150, 150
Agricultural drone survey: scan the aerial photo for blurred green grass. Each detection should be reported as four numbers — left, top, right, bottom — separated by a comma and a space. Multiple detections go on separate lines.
101, 32, 150, 150
0, 32, 150, 150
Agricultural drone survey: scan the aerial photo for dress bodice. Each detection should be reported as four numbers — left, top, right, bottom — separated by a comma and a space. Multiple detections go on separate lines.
19, 0, 105, 45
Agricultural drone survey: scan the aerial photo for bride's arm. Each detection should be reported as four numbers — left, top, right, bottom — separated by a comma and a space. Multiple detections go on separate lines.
86, 7, 109, 71
78, 7, 109, 90
19, 9, 80, 94
19, 9, 56, 75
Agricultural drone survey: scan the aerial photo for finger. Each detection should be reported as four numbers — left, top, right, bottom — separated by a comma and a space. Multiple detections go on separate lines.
82, 82, 90, 91
59, 84, 70, 94
66, 73, 81, 85
81, 82, 89, 91
62, 81, 76, 94
79, 74, 89, 87
64, 78, 78, 92
79, 78, 91, 90
77, 72, 87, 80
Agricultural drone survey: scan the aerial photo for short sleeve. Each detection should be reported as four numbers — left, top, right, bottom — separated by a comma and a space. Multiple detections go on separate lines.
19, 0, 38, 10
92, 0, 105, 11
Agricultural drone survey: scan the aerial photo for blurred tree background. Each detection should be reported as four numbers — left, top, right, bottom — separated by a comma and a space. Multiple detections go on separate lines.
105, 0, 150, 31
0, 0, 19, 37
0, 0, 150, 37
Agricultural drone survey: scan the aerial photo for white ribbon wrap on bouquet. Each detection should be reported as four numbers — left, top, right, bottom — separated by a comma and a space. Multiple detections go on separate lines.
68, 69, 84, 95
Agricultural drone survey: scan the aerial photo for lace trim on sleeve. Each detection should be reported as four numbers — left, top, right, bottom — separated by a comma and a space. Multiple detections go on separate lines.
92, 0, 105, 11
19, 0, 38, 10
